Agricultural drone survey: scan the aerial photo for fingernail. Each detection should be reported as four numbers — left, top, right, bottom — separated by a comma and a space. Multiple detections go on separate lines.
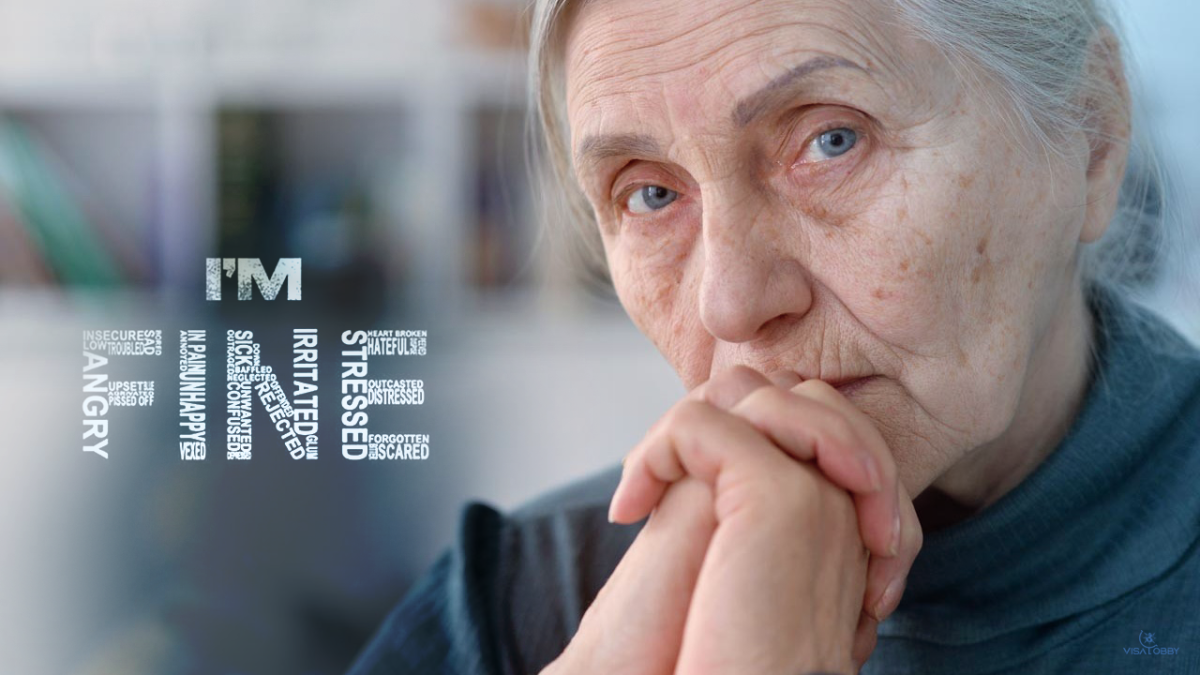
875, 577, 906, 620
861, 454, 883, 492
608, 480, 625, 524
889, 511, 901, 557
607, 493, 620, 523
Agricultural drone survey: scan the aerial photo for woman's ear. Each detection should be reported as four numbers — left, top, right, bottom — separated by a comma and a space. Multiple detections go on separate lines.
1079, 28, 1132, 244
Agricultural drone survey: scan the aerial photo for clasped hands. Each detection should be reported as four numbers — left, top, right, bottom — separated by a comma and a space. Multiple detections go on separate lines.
543, 367, 923, 675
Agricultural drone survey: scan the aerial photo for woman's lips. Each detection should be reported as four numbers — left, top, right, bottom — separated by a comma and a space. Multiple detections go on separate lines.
830, 376, 874, 396
789, 372, 878, 396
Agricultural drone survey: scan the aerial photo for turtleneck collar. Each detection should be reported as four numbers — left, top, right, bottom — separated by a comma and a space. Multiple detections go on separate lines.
879, 284, 1200, 657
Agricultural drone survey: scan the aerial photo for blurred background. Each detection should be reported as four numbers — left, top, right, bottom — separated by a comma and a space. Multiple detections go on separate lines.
0, 1, 1195, 673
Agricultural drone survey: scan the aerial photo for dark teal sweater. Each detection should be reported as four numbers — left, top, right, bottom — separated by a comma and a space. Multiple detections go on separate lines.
347, 285, 1200, 674
870, 285, 1200, 673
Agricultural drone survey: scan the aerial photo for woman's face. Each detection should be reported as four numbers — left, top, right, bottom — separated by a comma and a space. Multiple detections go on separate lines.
563, 0, 1103, 491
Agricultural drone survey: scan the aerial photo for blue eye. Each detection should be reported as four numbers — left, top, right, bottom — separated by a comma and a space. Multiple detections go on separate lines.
814, 128, 857, 159
627, 185, 678, 214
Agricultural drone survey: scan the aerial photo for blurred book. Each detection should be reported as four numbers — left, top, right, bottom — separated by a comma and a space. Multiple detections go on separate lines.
470, 106, 534, 290
0, 116, 125, 287
460, 1, 530, 51
217, 109, 283, 259
216, 107, 390, 314
0, 187, 53, 285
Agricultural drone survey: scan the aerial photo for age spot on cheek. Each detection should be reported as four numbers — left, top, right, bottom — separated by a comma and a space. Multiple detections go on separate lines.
971, 234, 993, 284
803, 201, 854, 229
971, 255, 994, 285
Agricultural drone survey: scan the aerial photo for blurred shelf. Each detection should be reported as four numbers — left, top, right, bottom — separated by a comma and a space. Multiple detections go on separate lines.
0, 50, 526, 108
0, 1, 565, 318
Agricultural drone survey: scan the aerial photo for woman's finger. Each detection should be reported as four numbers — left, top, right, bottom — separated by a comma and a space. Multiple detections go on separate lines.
790, 380, 922, 620
687, 364, 775, 410
609, 399, 792, 524
791, 379, 907, 556
615, 382, 900, 559
851, 612, 880, 671
674, 458, 868, 674
629, 366, 772, 456
624, 367, 882, 513
612, 366, 776, 522
729, 384, 897, 558
552, 478, 716, 675
863, 482, 923, 621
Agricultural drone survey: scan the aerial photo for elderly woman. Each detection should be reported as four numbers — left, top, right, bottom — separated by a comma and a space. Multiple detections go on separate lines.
348, 0, 1200, 673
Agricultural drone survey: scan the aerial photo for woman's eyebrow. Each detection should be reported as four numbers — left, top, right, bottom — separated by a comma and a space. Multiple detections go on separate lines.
732, 55, 868, 127
574, 132, 661, 177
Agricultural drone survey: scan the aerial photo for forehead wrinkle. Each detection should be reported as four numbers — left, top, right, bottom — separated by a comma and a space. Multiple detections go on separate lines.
569, 52, 862, 179
565, 0, 955, 189
566, 0, 871, 101
568, 30, 754, 113
565, 0, 758, 93
579, 0, 763, 63
568, 12, 910, 135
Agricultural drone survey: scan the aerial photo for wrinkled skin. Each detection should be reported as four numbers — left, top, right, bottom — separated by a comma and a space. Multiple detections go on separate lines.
547, 0, 1129, 671
566, 0, 1125, 505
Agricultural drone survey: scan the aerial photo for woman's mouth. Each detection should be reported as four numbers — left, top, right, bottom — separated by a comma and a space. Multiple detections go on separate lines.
830, 376, 875, 396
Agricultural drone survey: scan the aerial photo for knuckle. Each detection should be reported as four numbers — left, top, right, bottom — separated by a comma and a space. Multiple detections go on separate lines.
722, 363, 764, 383
701, 365, 765, 404
822, 413, 860, 453
664, 399, 710, 433
737, 381, 788, 411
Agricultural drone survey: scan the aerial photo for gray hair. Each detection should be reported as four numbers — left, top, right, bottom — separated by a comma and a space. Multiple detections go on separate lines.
527, 0, 1168, 299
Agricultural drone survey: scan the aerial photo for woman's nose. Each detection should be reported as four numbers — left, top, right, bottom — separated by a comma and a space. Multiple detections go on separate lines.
697, 202, 814, 344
